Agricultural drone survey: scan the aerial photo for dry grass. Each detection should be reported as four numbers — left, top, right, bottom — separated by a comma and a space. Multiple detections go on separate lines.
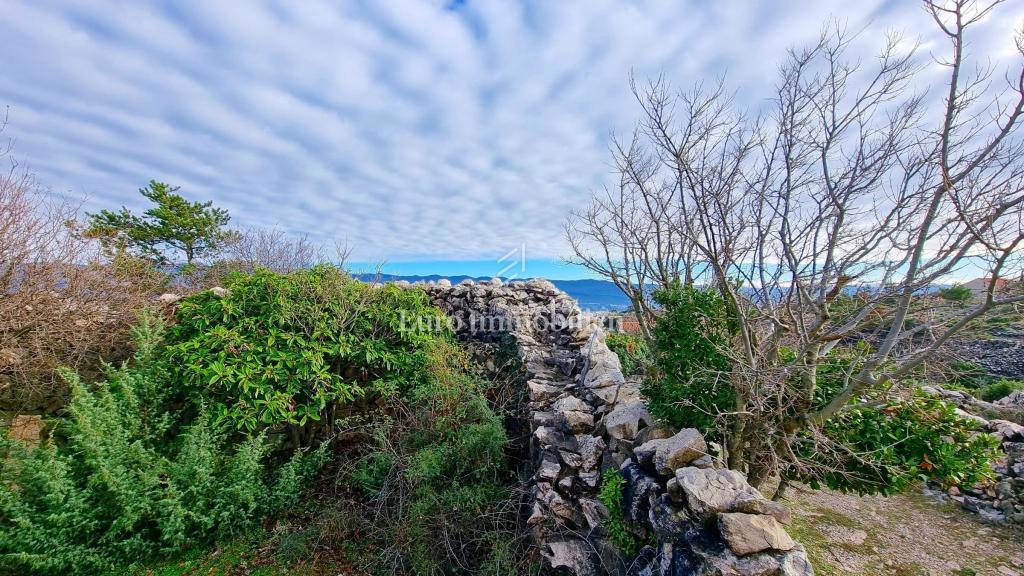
785, 484, 1024, 576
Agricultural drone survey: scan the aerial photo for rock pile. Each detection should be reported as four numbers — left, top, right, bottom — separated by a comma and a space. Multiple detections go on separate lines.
922, 386, 1024, 524
404, 278, 814, 575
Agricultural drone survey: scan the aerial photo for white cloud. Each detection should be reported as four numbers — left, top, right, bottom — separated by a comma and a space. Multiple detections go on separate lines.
1, 0, 1021, 261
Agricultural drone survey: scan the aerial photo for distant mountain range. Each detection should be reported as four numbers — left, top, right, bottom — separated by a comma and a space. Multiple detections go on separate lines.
354, 273, 632, 311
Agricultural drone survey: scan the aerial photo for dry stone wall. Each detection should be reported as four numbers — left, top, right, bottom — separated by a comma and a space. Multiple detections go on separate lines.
405, 278, 814, 576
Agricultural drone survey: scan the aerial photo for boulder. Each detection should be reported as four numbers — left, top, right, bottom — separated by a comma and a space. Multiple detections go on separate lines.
210, 286, 230, 298
604, 399, 654, 441
634, 428, 708, 476
717, 512, 796, 556
673, 467, 762, 523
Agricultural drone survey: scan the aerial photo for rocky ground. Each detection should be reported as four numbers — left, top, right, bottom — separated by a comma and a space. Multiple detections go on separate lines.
786, 484, 1024, 576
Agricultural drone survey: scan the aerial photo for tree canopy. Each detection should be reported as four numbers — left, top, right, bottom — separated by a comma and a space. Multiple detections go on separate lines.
85, 180, 237, 265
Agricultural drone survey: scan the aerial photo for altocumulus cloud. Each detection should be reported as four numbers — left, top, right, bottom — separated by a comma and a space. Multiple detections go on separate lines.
1, 0, 1021, 261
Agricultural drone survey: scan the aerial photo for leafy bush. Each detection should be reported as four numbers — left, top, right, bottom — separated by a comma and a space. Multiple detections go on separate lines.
606, 332, 651, 376
0, 313, 326, 575
646, 283, 998, 496
340, 338, 516, 575
598, 468, 641, 555
938, 284, 973, 303
975, 378, 1024, 402
164, 265, 448, 432
644, 284, 734, 432
800, 395, 1000, 495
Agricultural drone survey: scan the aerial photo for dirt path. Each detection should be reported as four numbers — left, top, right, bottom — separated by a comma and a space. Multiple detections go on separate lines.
785, 485, 1024, 576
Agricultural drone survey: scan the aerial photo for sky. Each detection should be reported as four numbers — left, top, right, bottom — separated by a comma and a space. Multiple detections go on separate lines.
2, 1, 1022, 279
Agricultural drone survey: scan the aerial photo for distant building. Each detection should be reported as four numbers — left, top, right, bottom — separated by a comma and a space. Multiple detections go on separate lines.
963, 277, 1012, 299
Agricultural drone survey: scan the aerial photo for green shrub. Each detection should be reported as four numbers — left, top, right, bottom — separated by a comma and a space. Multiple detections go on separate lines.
598, 468, 641, 556
947, 360, 990, 389
0, 313, 326, 576
164, 265, 449, 431
975, 378, 1024, 402
938, 284, 973, 303
342, 339, 515, 575
644, 284, 734, 432
606, 332, 651, 376
800, 395, 1000, 495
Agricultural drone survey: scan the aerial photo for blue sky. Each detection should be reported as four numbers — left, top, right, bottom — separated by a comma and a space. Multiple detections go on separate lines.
2, 1, 1022, 279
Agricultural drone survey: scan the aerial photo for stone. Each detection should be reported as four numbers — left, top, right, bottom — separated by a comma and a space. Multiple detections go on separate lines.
536, 483, 575, 523
556, 410, 595, 434
9, 415, 43, 446
648, 493, 691, 538
580, 498, 609, 529
621, 460, 662, 524
534, 426, 578, 451
528, 381, 564, 402
156, 293, 181, 304
604, 399, 654, 441
634, 428, 708, 476
634, 425, 675, 446
989, 420, 1024, 442
580, 472, 600, 489
717, 512, 796, 556
584, 367, 626, 389
553, 395, 590, 413
559, 449, 584, 469
574, 435, 606, 471
691, 455, 716, 469
210, 286, 230, 297
544, 539, 598, 576
538, 454, 561, 482
955, 408, 989, 427
996, 390, 1024, 407
674, 467, 762, 523
732, 496, 793, 525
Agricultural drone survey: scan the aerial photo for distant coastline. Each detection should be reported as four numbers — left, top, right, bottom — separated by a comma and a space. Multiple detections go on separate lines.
353, 273, 633, 311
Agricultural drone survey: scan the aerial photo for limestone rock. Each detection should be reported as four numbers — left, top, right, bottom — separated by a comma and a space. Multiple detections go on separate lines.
732, 496, 793, 525
544, 538, 598, 576
621, 460, 662, 524
674, 467, 762, 523
556, 410, 595, 434
996, 389, 1024, 407
634, 428, 708, 476
210, 286, 230, 297
574, 434, 606, 472
989, 420, 1024, 442
717, 512, 796, 556
553, 395, 590, 413
605, 399, 654, 441
156, 293, 181, 304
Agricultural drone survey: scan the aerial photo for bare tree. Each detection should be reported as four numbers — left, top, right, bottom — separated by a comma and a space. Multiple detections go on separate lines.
576, 0, 1024, 490
227, 226, 324, 273
0, 123, 159, 413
